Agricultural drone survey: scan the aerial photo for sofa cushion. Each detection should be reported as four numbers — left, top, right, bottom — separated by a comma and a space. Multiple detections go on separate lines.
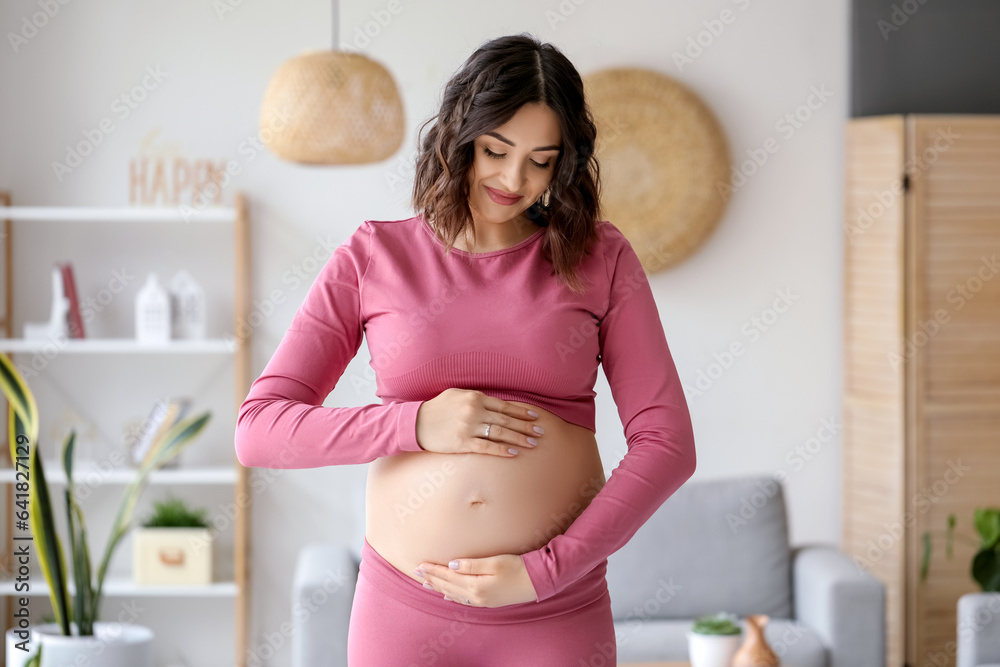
614, 617, 826, 667
606, 475, 792, 620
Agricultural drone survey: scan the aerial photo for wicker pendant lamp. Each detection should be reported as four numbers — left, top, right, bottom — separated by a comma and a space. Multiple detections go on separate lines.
259, 0, 405, 165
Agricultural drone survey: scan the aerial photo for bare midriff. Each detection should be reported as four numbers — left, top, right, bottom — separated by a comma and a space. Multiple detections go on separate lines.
365, 400, 606, 584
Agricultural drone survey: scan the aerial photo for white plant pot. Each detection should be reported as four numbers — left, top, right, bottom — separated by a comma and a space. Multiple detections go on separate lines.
687, 630, 743, 667
133, 527, 213, 585
6, 622, 153, 667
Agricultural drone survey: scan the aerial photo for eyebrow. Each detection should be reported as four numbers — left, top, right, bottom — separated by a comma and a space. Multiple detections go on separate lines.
485, 131, 561, 152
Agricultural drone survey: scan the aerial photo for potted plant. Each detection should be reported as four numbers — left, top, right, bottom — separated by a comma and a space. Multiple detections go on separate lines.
0, 352, 211, 667
687, 611, 743, 667
920, 507, 1000, 591
133, 495, 212, 585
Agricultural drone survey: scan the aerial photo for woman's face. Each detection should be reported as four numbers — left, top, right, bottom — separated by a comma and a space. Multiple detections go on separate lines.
466, 102, 562, 228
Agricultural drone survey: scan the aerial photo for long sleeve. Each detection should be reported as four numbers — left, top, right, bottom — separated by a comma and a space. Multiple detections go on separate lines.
518, 224, 697, 602
234, 220, 426, 469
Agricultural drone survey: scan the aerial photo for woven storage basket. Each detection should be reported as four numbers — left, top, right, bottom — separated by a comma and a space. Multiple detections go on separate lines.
583, 68, 731, 272
260, 50, 405, 165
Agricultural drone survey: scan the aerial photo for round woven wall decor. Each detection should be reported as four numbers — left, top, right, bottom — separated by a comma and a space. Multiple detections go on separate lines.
260, 50, 405, 165
582, 68, 731, 272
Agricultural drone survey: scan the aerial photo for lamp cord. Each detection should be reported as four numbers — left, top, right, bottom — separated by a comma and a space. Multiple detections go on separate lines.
331, 0, 339, 50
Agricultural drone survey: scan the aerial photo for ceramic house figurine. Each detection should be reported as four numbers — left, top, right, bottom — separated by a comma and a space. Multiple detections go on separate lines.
135, 272, 171, 344
168, 269, 206, 340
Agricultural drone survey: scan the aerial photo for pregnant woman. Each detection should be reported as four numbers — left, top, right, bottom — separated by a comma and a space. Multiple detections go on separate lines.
235, 33, 697, 666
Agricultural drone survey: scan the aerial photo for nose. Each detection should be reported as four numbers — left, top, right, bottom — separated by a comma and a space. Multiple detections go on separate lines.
498, 158, 526, 194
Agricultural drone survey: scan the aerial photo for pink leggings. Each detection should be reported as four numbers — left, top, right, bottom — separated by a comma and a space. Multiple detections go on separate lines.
347, 536, 617, 666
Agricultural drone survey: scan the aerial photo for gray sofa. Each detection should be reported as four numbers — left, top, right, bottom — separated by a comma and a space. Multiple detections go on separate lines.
958, 593, 1000, 667
291, 475, 885, 666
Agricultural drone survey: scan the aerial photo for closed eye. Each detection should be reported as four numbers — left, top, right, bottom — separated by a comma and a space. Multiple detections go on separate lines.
483, 146, 551, 169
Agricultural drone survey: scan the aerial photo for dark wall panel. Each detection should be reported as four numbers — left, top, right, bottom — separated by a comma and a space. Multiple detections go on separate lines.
851, 0, 1000, 117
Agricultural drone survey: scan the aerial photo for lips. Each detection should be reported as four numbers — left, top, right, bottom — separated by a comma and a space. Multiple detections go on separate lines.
485, 186, 523, 206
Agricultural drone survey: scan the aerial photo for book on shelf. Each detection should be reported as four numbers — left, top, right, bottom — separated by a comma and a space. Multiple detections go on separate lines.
57, 261, 85, 339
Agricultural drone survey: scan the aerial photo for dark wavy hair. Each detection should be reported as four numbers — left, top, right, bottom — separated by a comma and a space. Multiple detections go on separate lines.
411, 33, 603, 294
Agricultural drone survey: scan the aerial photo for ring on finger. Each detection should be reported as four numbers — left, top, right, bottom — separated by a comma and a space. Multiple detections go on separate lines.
484, 423, 491, 438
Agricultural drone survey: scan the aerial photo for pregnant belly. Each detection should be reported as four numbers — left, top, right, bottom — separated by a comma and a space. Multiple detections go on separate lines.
364, 400, 606, 584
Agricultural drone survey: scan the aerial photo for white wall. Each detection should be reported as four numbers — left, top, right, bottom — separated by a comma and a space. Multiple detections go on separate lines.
0, 0, 848, 664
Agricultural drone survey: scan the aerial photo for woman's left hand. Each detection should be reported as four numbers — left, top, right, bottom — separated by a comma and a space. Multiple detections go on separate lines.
414, 553, 538, 607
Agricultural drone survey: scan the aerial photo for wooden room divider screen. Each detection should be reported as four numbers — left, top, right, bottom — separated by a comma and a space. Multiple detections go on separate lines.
843, 115, 1000, 667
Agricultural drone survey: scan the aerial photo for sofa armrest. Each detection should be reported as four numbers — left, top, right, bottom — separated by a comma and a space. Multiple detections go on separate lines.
791, 544, 885, 667
291, 543, 360, 667
957, 593, 1000, 667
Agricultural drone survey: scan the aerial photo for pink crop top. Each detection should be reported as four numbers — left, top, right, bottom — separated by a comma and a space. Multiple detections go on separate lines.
234, 214, 697, 602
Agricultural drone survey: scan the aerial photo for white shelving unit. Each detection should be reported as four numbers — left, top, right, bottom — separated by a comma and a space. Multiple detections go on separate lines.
0, 339, 237, 353
0, 460, 237, 485
0, 192, 253, 666
0, 577, 239, 598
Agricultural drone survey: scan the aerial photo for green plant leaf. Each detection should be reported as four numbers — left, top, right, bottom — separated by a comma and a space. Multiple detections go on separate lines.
920, 531, 932, 581
64, 484, 80, 627
63, 430, 95, 635
691, 612, 741, 635
28, 422, 72, 636
0, 352, 37, 438
974, 508, 1000, 550
70, 497, 94, 634
1, 352, 38, 493
63, 431, 80, 632
972, 546, 1000, 592
0, 353, 38, 488
25, 644, 41, 667
142, 496, 210, 528
946, 513, 956, 559
142, 412, 212, 473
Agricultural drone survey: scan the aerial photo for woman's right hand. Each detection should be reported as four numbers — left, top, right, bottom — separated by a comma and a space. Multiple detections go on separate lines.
414, 388, 542, 457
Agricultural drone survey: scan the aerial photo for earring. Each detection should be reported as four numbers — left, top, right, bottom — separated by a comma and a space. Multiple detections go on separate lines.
537, 187, 551, 208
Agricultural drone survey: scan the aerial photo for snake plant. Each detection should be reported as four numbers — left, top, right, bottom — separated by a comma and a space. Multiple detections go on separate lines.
0, 351, 211, 654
